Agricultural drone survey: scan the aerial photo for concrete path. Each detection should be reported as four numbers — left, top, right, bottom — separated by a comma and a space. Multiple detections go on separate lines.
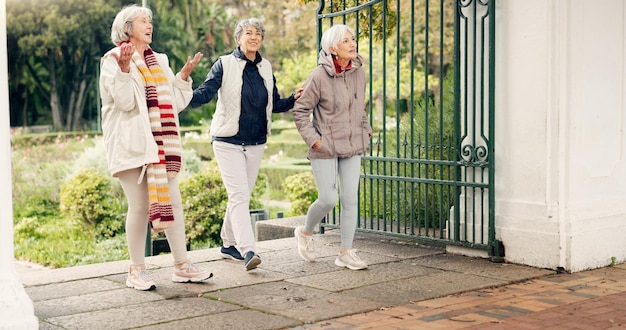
13, 229, 622, 329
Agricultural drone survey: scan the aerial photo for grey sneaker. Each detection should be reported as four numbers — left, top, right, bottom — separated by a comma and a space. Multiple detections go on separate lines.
294, 226, 315, 262
335, 249, 368, 270
172, 261, 213, 283
126, 265, 156, 291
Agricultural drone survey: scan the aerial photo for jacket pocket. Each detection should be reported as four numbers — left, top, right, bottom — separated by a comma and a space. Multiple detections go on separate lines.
120, 111, 149, 157
310, 123, 353, 157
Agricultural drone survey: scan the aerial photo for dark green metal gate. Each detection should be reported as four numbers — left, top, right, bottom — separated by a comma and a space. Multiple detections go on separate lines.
316, 0, 502, 257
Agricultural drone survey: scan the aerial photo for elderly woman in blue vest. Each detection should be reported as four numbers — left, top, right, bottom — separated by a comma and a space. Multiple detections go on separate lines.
189, 17, 303, 271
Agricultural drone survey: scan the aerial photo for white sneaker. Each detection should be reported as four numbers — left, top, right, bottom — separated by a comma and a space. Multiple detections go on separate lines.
335, 249, 368, 270
126, 265, 156, 291
172, 261, 213, 283
294, 226, 315, 262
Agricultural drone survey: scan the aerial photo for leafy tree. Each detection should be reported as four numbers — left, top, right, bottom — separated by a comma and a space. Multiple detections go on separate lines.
6, 0, 126, 131
148, 0, 235, 124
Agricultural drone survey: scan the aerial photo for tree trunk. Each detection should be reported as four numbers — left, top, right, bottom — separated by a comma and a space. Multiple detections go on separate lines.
69, 80, 88, 131
48, 55, 63, 130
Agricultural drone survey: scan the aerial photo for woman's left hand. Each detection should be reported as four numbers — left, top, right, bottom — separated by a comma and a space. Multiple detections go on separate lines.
294, 86, 304, 100
179, 52, 203, 81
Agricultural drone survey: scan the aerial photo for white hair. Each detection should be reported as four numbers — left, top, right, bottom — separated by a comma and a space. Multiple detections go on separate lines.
320, 24, 355, 54
234, 18, 265, 42
110, 5, 152, 45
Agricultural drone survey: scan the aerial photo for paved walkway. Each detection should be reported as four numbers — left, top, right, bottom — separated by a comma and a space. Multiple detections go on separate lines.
14, 230, 626, 329
302, 263, 626, 329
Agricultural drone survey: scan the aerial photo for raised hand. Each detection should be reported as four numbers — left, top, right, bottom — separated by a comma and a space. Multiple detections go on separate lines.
179, 52, 204, 81
113, 43, 135, 73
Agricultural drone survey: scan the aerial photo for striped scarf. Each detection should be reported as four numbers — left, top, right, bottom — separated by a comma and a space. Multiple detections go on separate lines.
133, 48, 182, 232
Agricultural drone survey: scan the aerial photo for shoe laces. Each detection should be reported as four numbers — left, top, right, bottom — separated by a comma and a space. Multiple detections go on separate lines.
346, 249, 363, 262
304, 236, 314, 252
176, 261, 199, 273
135, 269, 152, 281
299, 229, 314, 251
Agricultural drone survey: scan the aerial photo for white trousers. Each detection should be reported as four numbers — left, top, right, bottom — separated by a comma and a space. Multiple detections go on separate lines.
212, 141, 265, 255
118, 167, 188, 266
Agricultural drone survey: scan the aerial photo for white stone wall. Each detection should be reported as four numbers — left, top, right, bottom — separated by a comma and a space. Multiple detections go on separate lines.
495, 0, 626, 272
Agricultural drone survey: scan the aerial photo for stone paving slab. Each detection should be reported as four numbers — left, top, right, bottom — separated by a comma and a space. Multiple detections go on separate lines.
352, 235, 446, 259
19, 260, 129, 287
26, 277, 125, 301
33, 287, 163, 319
340, 270, 512, 306
287, 259, 443, 292
410, 253, 554, 281
207, 281, 382, 324
103, 259, 293, 299
43, 297, 240, 330
259, 254, 346, 277
140, 309, 301, 330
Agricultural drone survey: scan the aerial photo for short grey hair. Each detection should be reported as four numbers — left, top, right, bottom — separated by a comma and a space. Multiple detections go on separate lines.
233, 18, 265, 42
110, 5, 152, 45
320, 24, 355, 54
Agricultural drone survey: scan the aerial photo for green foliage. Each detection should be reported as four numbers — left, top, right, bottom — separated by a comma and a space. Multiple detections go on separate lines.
150, 1, 234, 126
14, 216, 128, 268
12, 160, 67, 221
179, 163, 265, 247
68, 136, 110, 177
283, 171, 317, 216
275, 50, 318, 96
9, 134, 95, 221
11, 133, 210, 268
60, 168, 124, 238
7, 0, 122, 130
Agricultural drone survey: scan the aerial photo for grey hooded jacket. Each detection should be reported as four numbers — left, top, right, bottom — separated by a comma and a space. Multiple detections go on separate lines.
292, 49, 372, 159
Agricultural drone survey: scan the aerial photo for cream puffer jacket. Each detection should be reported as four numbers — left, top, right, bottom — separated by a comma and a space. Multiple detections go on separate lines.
99, 47, 193, 177
292, 49, 372, 159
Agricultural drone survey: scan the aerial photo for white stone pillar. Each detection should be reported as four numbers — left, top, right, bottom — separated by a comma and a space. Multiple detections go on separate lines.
495, 0, 626, 272
0, 0, 39, 328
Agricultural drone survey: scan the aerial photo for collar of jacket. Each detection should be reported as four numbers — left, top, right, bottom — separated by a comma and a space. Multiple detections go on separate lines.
233, 47, 262, 65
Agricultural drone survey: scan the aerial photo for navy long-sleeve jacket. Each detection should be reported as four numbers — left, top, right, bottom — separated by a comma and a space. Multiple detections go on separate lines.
189, 47, 295, 145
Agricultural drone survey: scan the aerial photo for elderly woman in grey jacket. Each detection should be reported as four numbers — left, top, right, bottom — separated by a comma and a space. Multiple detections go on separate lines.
292, 24, 372, 270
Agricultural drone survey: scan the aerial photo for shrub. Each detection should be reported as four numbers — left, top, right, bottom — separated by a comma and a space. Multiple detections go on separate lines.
12, 154, 69, 221
179, 163, 265, 247
60, 168, 124, 238
283, 171, 317, 216
259, 160, 311, 200
14, 216, 101, 268
11, 133, 96, 222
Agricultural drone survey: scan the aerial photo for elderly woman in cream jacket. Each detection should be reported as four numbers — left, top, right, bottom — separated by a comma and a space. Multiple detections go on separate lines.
99, 4, 212, 291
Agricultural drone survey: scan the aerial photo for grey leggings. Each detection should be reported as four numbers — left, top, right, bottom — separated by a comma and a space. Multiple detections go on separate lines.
303, 155, 362, 248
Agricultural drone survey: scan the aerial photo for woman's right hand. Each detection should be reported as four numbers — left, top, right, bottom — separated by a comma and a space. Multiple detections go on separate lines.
113, 43, 135, 73
312, 140, 321, 150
